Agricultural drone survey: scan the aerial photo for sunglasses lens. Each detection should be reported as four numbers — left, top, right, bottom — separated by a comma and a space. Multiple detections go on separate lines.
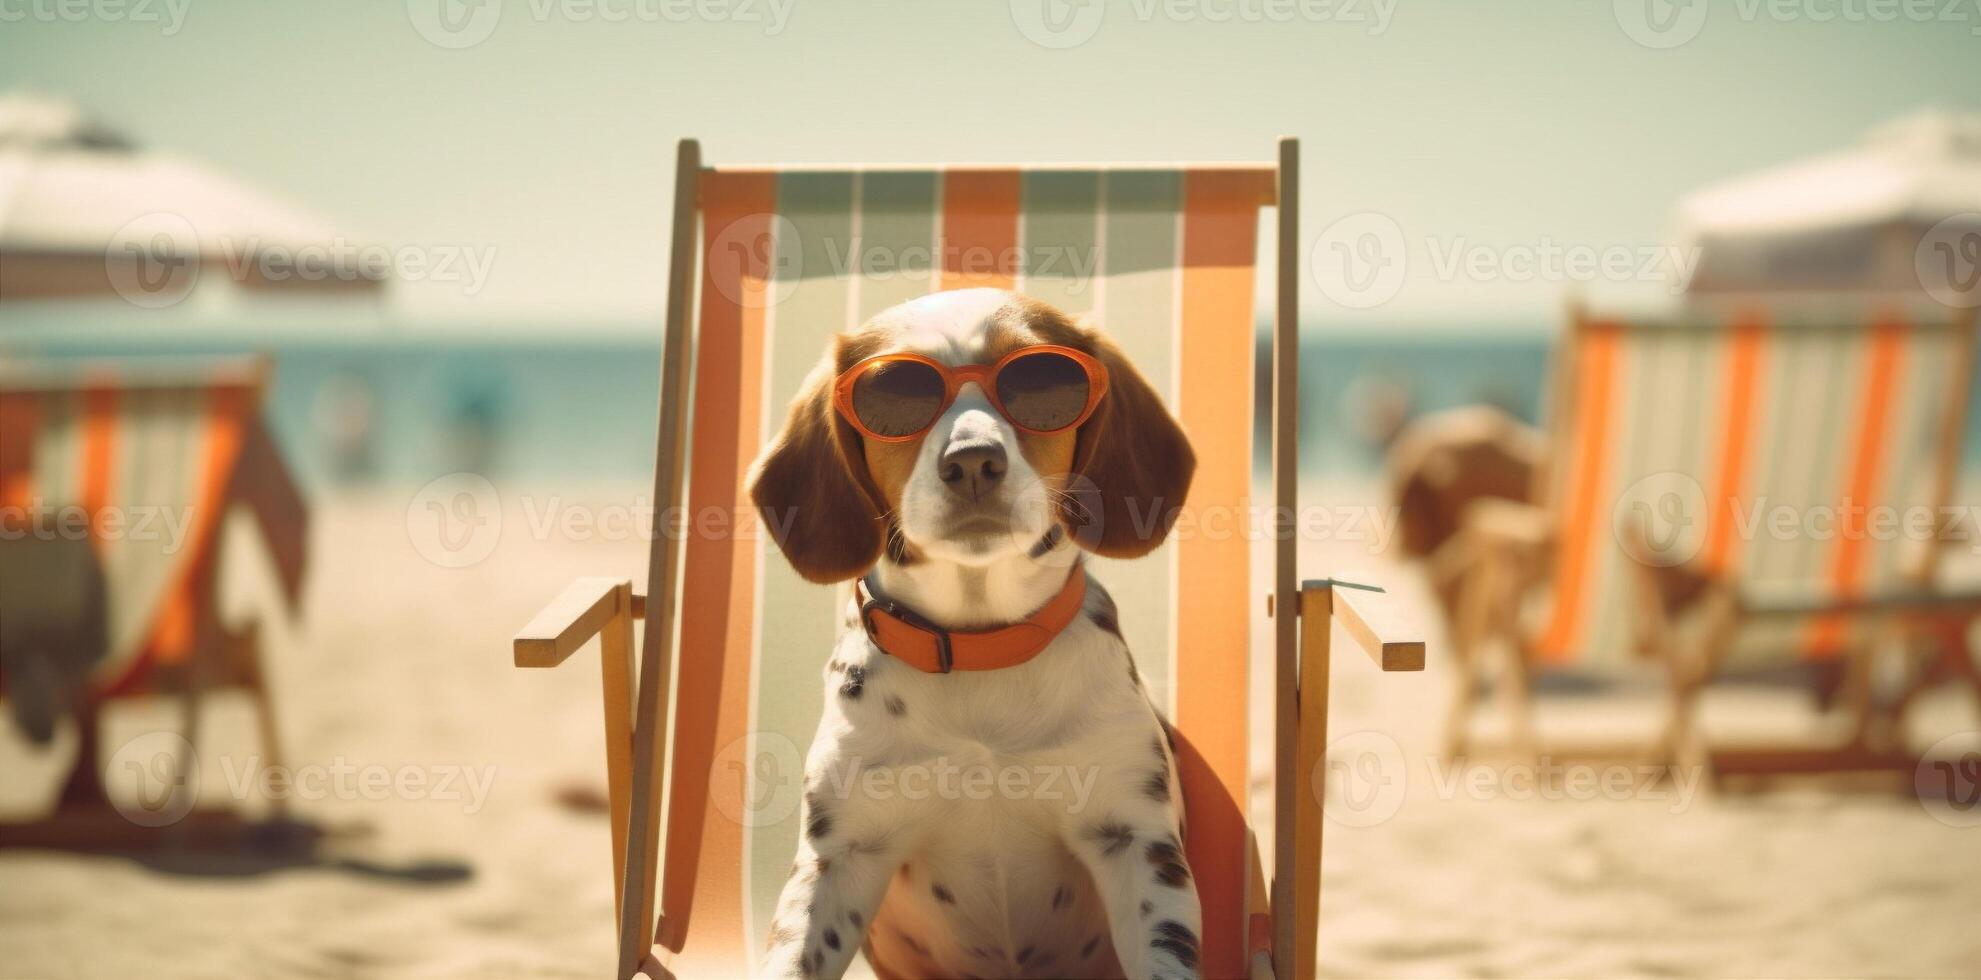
995, 351, 1091, 432
851, 360, 946, 437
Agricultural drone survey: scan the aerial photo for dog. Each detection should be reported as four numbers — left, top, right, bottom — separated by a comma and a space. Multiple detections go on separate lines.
747, 288, 1202, 979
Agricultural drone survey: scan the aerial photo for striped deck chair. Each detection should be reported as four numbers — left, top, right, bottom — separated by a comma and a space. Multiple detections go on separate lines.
1447, 298, 1981, 772
512, 139, 1424, 980
0, 356, 306, 820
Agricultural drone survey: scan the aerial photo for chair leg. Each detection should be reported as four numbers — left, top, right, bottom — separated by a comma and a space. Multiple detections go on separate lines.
235, 622, 289, 818
1500, 642, 1538, 761
1443, 548, 1496, 762
599, 585, 637, 919
56, 697, 108, 810
1658, 587, 1734, 774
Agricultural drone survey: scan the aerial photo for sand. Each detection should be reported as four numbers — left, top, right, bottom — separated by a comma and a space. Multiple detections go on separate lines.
2, 482, 1978, 979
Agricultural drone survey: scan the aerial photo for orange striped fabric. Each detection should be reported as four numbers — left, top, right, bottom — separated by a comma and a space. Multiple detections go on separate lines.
1534, 305, 1974, 668
0, 367, 259, 697
1536, 322, 1620, 662
1702, 312, 1767, 574
81, 382, 118, 546
938, 170, 1021, 291
1808, 315, 1907, 654
146, 382, 250, 668
1174, 169, 1262, 980
659, 170, 775, 966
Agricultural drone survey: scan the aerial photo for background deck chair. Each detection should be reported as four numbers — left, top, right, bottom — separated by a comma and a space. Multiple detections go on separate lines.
0, 355, 307, 840
512, 138, 1424, 980
1446, 298, 1981, 775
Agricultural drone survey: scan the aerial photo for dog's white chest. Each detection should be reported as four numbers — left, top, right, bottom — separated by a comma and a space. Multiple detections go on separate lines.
813, 620, 1153, 977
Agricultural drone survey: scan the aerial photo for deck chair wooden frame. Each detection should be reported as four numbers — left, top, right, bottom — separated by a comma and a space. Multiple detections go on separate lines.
1445, 298, 1981, 776
513, 138, 1423, 980
0, 355, 307, 844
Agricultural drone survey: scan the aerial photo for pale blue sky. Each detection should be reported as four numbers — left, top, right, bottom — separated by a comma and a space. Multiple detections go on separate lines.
3, 0, 1975, 327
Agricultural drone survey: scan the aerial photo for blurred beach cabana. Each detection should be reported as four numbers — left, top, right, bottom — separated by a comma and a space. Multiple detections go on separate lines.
0, 91, 386, 306
1680, 109, 1981, 301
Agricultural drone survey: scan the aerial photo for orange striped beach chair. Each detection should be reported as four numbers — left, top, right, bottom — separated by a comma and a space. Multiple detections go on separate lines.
0, 356, 306, 829
1447, 298, 1981, 774
511, 139, 1424, 980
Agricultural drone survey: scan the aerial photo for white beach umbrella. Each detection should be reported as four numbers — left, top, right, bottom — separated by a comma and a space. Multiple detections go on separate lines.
0, 92, 386, 305
1677, 110, 1981, 302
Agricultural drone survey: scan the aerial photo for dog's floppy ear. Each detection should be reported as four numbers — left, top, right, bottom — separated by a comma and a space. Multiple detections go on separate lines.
1064, 327, 1196, 557
747, 345, 887, 583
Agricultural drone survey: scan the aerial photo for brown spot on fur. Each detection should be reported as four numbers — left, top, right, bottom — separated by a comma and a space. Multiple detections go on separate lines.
1146, 837, 1191, 888
1151, 920, 1200, 969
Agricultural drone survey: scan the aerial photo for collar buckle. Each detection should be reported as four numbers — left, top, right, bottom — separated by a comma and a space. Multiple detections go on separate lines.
861, 595, 955, 673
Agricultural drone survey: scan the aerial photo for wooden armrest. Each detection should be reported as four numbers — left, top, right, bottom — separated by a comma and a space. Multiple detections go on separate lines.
1738, 584, 1981, 620
514, 577, 639, 667
1300, 579, 1426, 671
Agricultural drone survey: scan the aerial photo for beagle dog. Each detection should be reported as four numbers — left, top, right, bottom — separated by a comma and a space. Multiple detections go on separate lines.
747, 288, 1201, 980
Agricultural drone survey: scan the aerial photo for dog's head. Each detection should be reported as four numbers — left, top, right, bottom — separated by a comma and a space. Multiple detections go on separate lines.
747, 288, 1195, 584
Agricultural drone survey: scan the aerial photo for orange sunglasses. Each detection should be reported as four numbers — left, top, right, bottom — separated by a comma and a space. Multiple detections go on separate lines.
832, 344, 1110, 442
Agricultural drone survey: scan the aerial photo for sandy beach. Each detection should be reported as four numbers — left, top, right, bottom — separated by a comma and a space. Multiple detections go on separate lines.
2, 481, 1978, 979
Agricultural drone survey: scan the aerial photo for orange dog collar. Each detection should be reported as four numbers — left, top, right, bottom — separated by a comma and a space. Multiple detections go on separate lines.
856, 568, 1088, 673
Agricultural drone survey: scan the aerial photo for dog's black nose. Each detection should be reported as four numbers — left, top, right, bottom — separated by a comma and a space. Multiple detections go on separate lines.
939, 439, 1007, 498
